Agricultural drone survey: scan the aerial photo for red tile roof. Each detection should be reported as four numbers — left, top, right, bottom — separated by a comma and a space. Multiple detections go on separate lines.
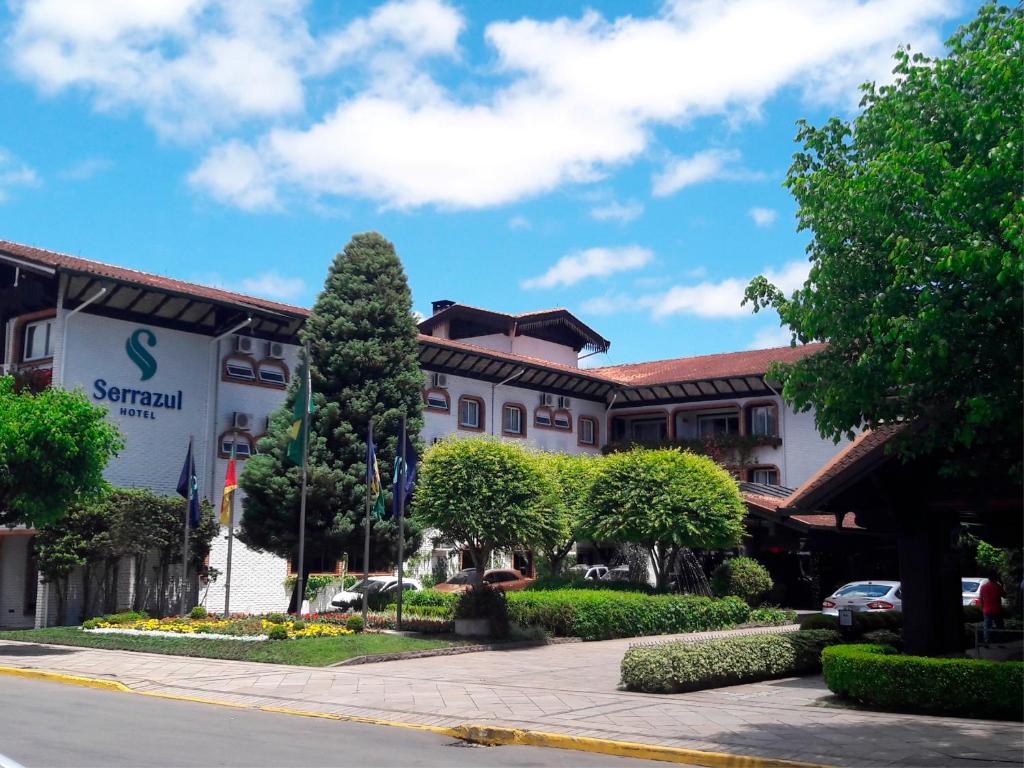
590, 343, 826, 386
418, 334, 619, 384
0, 239, 310, 318
743, 491, 864, 530
791, 512, 863, 530
782, 424, 907, 511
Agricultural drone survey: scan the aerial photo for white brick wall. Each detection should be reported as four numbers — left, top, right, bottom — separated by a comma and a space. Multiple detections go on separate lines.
0, 535, 35, 629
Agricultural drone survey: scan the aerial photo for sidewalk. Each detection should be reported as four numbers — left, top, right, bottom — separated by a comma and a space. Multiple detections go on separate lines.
0, 628, 1019, 768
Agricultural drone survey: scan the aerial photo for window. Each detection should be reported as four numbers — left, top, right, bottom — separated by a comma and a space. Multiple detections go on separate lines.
288, 554, 341, 575
629, 417, 667, 442
750, 405, 776, 436
220, 431, 255, 459
256, 361, 288, 387
579, 417, 597, 446
424, 389, 450, 411
553, 411, 571, 430
750, 467, 779, 485
23, 319, 54, 361
534, 406, 553, 427
502, 404, 523, 436
458, 396, 483, 430
697, 412, 739, 436
224, 358, 256, 381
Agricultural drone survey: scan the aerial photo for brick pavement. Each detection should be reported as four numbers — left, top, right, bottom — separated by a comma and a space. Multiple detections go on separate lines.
0, 628, 1020, 768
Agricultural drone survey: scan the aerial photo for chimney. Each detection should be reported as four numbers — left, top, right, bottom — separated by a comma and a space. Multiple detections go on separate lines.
431, 299, 456, 315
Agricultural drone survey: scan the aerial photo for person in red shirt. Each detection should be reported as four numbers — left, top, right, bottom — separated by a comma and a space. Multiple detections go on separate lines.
979, 572, 1005, 643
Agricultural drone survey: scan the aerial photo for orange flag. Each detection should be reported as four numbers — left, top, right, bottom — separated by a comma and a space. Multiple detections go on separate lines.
220, 456, 237, 526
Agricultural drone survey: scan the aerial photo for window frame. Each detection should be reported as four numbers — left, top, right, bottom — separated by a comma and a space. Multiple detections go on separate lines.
749, 404, 776, 437
697, 411, 740, 437
256, 359, 289, 388
222, 353, 258, 382
457, 395, 485, 432
423, 387, 450, 413
578, 416, 598, 447
747, 465, 781, 485
533, 406, 554, 428
502, 403, 526, 437
22, 318, 54, 362
552, 409, 572, 431
219, 430, 256, 459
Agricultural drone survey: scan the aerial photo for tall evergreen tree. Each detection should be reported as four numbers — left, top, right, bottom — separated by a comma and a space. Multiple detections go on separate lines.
239, 232, 425, 575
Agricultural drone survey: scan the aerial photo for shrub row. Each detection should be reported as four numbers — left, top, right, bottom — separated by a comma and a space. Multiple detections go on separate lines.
621, 630, 841, 693
525, 576, 661, 594
506, 589, 750, 640
800, 610, 903, 635
822, 644, 1024, 721
748, 607, 798, 626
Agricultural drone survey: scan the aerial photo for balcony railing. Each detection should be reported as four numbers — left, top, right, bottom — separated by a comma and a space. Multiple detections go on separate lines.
602, 433, 782, 462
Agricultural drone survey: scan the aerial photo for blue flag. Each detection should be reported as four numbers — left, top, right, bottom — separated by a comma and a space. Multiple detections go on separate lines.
176, 439, 201, 528
391, 435, 418, 519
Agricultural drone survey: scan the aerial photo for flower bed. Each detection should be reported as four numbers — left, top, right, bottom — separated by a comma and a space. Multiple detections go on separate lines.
83, 613, 352, 640
822, 643, 1024, 720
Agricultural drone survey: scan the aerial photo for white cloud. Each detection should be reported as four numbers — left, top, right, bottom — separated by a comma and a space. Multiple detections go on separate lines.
589, 198, 643, 223
9, 0, 957, 209
522, 245, 653, 290
508, 215, 531, 230
652, 149, 766, 197
187, 140, 279, 211
748, 325, 795, 349
749, 207, 778, 227
239, 271, 305, 301
583, 259, 809, 319
0, 148, 40, 202
58, 157, 112, 181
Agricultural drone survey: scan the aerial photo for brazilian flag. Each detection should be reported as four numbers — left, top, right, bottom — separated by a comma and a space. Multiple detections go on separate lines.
286, 361, 314, 466
366, 430, 386, 519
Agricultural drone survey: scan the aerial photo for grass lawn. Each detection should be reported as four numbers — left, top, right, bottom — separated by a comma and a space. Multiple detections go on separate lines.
0, 627, 460, 666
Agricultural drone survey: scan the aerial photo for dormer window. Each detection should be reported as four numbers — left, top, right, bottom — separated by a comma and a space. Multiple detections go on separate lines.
23, 319, 54, 361
257, 360, 289, 388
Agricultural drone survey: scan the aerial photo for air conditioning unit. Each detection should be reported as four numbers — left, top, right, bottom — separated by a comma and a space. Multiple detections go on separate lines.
540, 393, 555, 406
431, 372, 448, 388
235, 336, 254, 354
266, 341, 285, 359
232, 412, 254, 431
557, 396, 572, 409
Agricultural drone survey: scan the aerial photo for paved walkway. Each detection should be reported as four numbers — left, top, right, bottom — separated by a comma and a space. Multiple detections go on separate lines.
0, 628, 1020, 768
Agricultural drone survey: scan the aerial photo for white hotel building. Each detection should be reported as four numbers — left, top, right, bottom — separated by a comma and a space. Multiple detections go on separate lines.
0, 240, 847, 627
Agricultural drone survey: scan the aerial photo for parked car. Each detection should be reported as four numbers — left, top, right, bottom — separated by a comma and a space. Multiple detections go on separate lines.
962, 577, 987, 607
330, 576, 421, 610
602, 565, 633, 582
568, 564, 609, 580
435, 568, 533, 593
821, 580, 901, 616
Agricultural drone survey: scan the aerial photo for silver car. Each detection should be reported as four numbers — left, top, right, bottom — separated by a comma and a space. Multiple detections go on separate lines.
822, 580, 901, 616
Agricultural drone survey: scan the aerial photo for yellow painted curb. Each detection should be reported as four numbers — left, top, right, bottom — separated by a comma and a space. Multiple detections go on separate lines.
0, 665, 832, 768
452, 724, 833, 768
0, 665, 130, 693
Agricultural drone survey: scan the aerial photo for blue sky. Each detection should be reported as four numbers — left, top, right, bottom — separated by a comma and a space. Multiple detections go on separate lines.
0, 0, 977, 366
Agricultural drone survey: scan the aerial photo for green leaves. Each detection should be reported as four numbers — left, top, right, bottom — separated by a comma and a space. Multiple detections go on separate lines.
745, 3, 1023, 476
0, 376, 124, 527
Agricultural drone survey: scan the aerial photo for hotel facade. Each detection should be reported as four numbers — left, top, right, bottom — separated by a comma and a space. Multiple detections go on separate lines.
0, 240, 849, 626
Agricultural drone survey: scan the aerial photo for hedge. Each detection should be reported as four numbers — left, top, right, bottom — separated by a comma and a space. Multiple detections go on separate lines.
622, 629, 841, 693
525, 576, 661, 594
748, 607, 798, 626
822, 644, 1024, 720
506, 590, 750, 640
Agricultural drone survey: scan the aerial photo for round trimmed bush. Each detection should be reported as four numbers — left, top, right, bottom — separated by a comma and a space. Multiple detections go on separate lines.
345, 615, 365, 633
189, 606, 208, 620
267, 624, 289, 641
711, 557, 773, 604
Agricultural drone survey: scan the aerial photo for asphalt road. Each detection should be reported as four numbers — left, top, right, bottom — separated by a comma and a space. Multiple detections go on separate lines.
1, 677, 681, 768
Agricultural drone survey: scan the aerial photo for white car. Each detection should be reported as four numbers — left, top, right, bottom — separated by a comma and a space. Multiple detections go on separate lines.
330, 576, 422, 610
568, 564, 608, 580
962, 577, 988, 607
822, 580, 902, 616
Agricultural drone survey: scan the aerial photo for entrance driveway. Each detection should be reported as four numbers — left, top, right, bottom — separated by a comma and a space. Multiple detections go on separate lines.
0, 627, 1019, 767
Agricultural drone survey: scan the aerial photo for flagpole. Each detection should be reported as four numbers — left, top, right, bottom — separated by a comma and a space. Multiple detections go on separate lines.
295, 342, 311, 616
180, 436, 192, 617
396, 415, 408, 631
361, 417, 374, 623
224, 446, 236, 617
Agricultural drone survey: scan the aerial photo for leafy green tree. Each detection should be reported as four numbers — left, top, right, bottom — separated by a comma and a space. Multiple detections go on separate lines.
711, 556, 774, 605
536, 452, 602, 576
239, 233, 424, 574
0, 376, 123, 526
412, 437, 556, 584
583, 448, 746, 590
744, 3, 1023, 475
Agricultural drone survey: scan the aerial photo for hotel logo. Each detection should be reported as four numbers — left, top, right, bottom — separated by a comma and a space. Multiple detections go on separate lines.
125, 328, 158, 381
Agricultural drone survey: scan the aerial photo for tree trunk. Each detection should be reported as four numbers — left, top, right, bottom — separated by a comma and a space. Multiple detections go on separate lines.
898, 504, 963, 656
649, 544, 675, 591
82, 563, 93, 622
132, 554, 146, 612
470, 546, 491, 587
